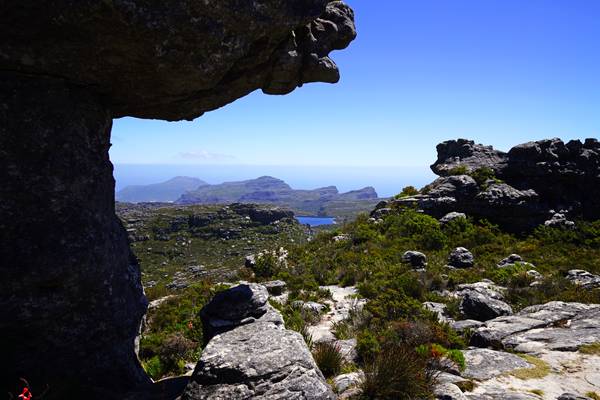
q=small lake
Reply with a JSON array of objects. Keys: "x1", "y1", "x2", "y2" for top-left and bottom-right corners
[{"x1": 296, "y1": 216, "x2": 336, "y2": 227}]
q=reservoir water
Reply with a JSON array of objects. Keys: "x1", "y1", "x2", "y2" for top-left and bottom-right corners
[{"x1": 296, "y1": 216, "x2": 336, "y2": 226}]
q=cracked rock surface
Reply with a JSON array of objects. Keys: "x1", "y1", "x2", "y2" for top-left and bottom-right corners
[{"x1": 182, "y1": 284, "x2": 334, "y2": 400}]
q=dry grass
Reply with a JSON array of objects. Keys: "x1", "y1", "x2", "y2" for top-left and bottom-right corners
[
  {"x1": 312, "y1": 341, "x2": 344, "y2": 378},
  {"x1": 360, "y1": 344, "x2": 435, "y2": 400},
  {"x1": 579, "y1": 342, "x2": 600, "y2": 355},
  {"x1": 507, "y1": 354, "x2": 550, "y2": 380}
]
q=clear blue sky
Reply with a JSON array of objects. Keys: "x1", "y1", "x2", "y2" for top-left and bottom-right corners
[{"x1": 111, "y1": 0, "x2": 600, "y2": 168}]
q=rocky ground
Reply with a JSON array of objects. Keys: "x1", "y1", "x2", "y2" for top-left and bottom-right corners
[{"x1": 116, "y1": 202, "x2": 309, "y2": 296}]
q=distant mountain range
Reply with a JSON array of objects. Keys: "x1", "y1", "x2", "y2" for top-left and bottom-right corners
[
  {"x1": 116, "y1": 176, "x2": 208, "y2": 203},
  {"x1": 116, "y1": 175, "x2": 382, "y2": 219}
]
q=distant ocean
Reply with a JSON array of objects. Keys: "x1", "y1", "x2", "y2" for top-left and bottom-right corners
[{"x1": 113, "y1": 164, "x2": 436, "y2": 198}]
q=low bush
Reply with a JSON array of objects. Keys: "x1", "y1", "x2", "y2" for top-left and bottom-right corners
[
  {"x1": 360, "y1": 344, "x2": 435, "y2": 400},
  {"x1": 312, "y1": 342, "x2": 344, "y2": 378}
]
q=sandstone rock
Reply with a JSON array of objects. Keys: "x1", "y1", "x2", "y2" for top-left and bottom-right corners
[
  {"x1": 183, "y1": 283, "x2": 334, "y2": 399},
  {"x1": 230, "y1": 203, "x2": 294, "y2": 225},
  {"x1": 451, "y1": 319, "x2": 485, "y2": 332},
  {"x1": 565, "y1": 270, "x2": 600, "y2": 289},
  {"x1": 434, "y1": 382, "x2": 467, "y2": 400},
  {"x1": 2, "y1": 1, "x2": 356, "y2": 396},
  {"x1": 459, "y1": 290, "x2": 513, "y2": 322},
  {"x1": 245, "y1": 254, "x2": 257, "y2": 269},
  {"x1": 182, "y1": 321, "x2": 334, "y2": 400},
  {"x1": 462, "y1": 348, "x2": 532, "y2": 381},
  {"x1": 470, "y1": 302, "x2": 600, "y2": 352},
  {"x1": 200, "y1": 283, "x2": 282, "y2": 341},
  {"x1": 440, "y1": 212, "x2": 467, "y2": 224},
  {"x1": 335, "y1": 338, "x2": 359, "y2": 363},
  {"x1": 263, "y1": 280, "x2": 287, "y2": 296},
  {"x1": 497, "y1": 254, "x2": 523, "y2": 267},
  {"x1": 0, "y1": 74, "x2": 150, "y2": 396},
  {"x1": 398, "y1": 138, "x2": 600, "y2": 231},
  {"x1": 455, "y1": 281, "x2": 507, "y2": 301},
  {"x1": 545, "y1": 212, "x2": 576, "y2": 229},
  {"x1": 2, "y1": 1, "x2": 356, "y2": 121},
  {"x1": 424, "y1": 302, "x2": 453, "y2": 323},
  {"x1": 333, "y1": 371, "x2": 363, "y2": 394},
  {"x1": 402, "y1": 250, "x2": 428, "y2": 269},
  {"x1": 431, "y1": 139, "x2": 508, "y2": 177},
  {"x1": 448, "y1": 247, "x2": 474, "y2": 268},
  {"x1": 557, "y1": 394, "x2": 594, "y2": 400}
]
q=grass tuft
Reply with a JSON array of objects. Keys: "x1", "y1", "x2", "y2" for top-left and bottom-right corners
[
  {"x1": 508, "y1": 354, "x2": 550, "y2": 380},
  {"x1": 579, "y1": 342, "x2": 600, "y2": 355}
]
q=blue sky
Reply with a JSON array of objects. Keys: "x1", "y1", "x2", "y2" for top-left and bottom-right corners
[{"x1": 111, "y1": 0, "x2": 600, "y2": 168}]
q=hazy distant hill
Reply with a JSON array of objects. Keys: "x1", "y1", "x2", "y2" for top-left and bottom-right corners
[
  {"x1": 116, "y1": 176, "x2": 207, "y2": 203},
  {"x1": 176, "y1": 176, "x2": 381, "y2": 218}
]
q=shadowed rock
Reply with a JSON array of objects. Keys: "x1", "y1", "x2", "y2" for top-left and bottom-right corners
[{"x1": 1, "y1": 1, "x2": 355, "y2": 398}]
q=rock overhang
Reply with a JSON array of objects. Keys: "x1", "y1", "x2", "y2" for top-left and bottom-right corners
[{"x1": 1, "y1": 0, "x2": 356, "y2": 121}]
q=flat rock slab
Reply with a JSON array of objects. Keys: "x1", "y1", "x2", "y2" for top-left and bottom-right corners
[
  {"x1": 471, "y1": 302, "x2": 600, "y2": 352},
  {"x1": 462, "y1": 348, "x2": 532, "y2": 381},
  {"x1": 182, "y1": 321, "x2": 334, "y2": 400}
]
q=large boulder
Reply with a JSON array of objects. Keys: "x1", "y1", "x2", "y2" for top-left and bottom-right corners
[
  {"x1": 459, "y1": 290, "x2": 513, "y2": 322},
  {"x1": 402, "y1": 250, "x2": 428, "y2": 269},
  {"x1": 182, "y1": 284, "x2": 335, "y2": 400},
  {"x1": 565, "y1": 270, "x2": 600, "y2": 290},
  {"x1": 431, "y1": 139, "x2": 508, "y2": 177},
  {"x1": 1, "y1": 1, "x2": 355, "y2": 397},
  {"x1": 448, "y1": 247, "x2": 474, "y2": 268}
]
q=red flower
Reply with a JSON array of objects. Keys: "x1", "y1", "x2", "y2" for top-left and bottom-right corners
[{"x1": 18, "y1": 387, "x2": 32, "y2": 400}]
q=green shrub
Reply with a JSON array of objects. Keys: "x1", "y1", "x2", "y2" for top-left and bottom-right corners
[
  {"x1": 253, "y1": 252, "x2": 279, "y2": 278},
  {"x1": 143, "y1": 355, "x2": 165, "y2": 381},
  {"x1": 360, "y1": 344, "x2": 434, "y2": 400},
  {"x1": 448, "y1": 165, "x2": 468, "y2": 175},
  {"x1": 469, "y1": 166, "x2": 500, "y2": 187},
  {"x1": 357, "y1": 330, "x2": 381, "y2": 362},
  {"x1": 395, "y1": 186, "x2": 420, "y2": 198},
  {"x1": 312, "y1": 342, "x2": 344, "y2": 378}
]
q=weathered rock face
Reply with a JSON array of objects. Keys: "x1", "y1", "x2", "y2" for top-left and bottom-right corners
[
  {"x1": 229, "y1": 203, "x2": 295, "y2": 225},
  {"x1": 470, "y1": 301, "x2": 600, "y2": 352},
  {"x1": 394, "y1": 138, "x2": 600, "y2": 231},
  {"x1": 2, "y1": 1, "x2": 356, "y2": 121},
  {"x1": 0, "y1": 74, "x2": 150, "y2": 396},
  {"x1": 1, "y1": 1, "x2": 355, "y2": 397},
  {"x1": 183, "y1": 284, "x2": 335, "y2": 400},
  {"x1": 432, "y1": 139, "x2": 508, "y2": 176},
  {"x1": 440, "y1": 139, "x2": 599, "y2": 226}
]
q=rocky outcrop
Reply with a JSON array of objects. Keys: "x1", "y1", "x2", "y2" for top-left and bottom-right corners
[
  {"x1": 229, "y1": 203, "x2": 295, "y2": 224},
  {"x1": 565, "y1": 270, "x2": 600, "y2": 290},
  {"x1": 1, "y1": 1, "x2": 355, "y2": 397},
  {"x1": 182, "y1": 284, "x2": 335, "y2": 400},
  {"x1": 461, "y1": 348, "x2": 533, "y2": 381},
  {"x1": 393, "y1": 138, "x2": 600, "y2": 231},
  {"x1": 0, "y1": 74, "x2": 150, "y2": 398},
  {"x1": 2, "y1": 1, "x2": 356, "y2": 121},
  {"x1": 470, "y1": 301, "x2": 600, "y2": 352},
  {"x1": 432, "y1": 139, "x2": 508, "y2": 176}
]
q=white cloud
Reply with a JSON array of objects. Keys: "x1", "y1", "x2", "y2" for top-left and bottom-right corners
[{"x1": 177, "y1": 150, "x2": 236, "y2": 162}]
